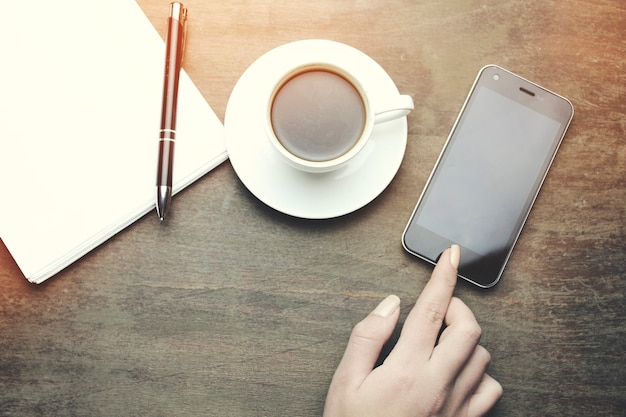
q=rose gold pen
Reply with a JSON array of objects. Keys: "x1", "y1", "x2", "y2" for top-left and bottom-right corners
[{"x1": 156, "y1": 2, "x2": 187, "y2": 222}]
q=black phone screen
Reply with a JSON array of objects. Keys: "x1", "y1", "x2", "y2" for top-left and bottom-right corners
[{"x1": 403, "y1": 65, "x2": 573, "y2": 288}]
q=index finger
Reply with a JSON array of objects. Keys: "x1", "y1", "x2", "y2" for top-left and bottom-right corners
[{"x1": 394, "y1": 245, "x2": 460, "y2": 360}]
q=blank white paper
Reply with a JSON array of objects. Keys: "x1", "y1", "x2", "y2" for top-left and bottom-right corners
[{"x1": 0, "y1": 0, "x2": 227, "y2": 283}]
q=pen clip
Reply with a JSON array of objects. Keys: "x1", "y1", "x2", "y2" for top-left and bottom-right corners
[
  {"x1": 180, "y1": 5, "x2": 188, "y2": 64},
  {"x1": 170, "y1": 2, "x2": 188, "y2": 66}
]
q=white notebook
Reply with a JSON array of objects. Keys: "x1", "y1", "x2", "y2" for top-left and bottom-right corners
[{"x1": 0, "y1": 0, "x2": 227, "y2": 283}]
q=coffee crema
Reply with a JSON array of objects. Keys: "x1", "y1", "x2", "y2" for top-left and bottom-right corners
[{"x1": 270, "y1": 69, "x2": 366, "y2": 162}]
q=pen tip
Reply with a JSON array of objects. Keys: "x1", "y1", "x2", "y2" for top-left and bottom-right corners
[{"x1": 156, "y1": 186, "x2": 172, "y2": 223}]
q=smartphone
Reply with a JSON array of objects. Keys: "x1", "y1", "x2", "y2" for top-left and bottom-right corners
[{"x1": 402, "y1": 65, "x2": 574, "y2": 288}]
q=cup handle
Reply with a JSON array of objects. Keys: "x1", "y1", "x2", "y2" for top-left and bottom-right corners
[{"x1": 373, "y1": 94, "x2": 414, "y2": 125}]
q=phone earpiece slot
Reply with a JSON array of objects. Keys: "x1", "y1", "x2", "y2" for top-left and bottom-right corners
[{"x1": 520, "y1": 87, "x2": 536, "y2": 97}]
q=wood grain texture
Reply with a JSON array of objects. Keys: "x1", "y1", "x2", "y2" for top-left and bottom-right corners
[{"x1": 1, "y1": 0, "x2": 624, "y2": 416}]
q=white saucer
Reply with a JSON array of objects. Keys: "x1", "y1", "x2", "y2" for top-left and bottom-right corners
[{"x1": 224, "y1": 39, "x2": 408, "y2": 219}]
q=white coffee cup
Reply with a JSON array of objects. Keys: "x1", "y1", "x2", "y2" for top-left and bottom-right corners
[{"x1": 266, "y1": 62, "x2": 414, "y2": 173}]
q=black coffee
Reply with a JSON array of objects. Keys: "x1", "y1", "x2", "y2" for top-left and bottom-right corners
[{"x1": 270, "y1": 69, "x2": 366, "y2": 162}]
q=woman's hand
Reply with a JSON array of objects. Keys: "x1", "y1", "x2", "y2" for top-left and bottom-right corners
[{"x1": 323, "y1": 245, "x2": 502, "y2": 417}]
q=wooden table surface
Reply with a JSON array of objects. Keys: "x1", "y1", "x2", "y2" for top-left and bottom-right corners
[{"x1": 1, "y1": 0, "x2": 624, "y2": 416}]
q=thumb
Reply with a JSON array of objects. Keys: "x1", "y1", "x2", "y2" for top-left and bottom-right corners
[{"x1": 332, "y1": 295, "x2": 401, "y2": 388}]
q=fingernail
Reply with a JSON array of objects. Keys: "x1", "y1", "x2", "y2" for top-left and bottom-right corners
[
  {"x1": 449, "y1": 244, "x2": 460, "y2": 269},
  {"x1": 372, "y1": 295, "x2": 400, "y2": 318}
]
